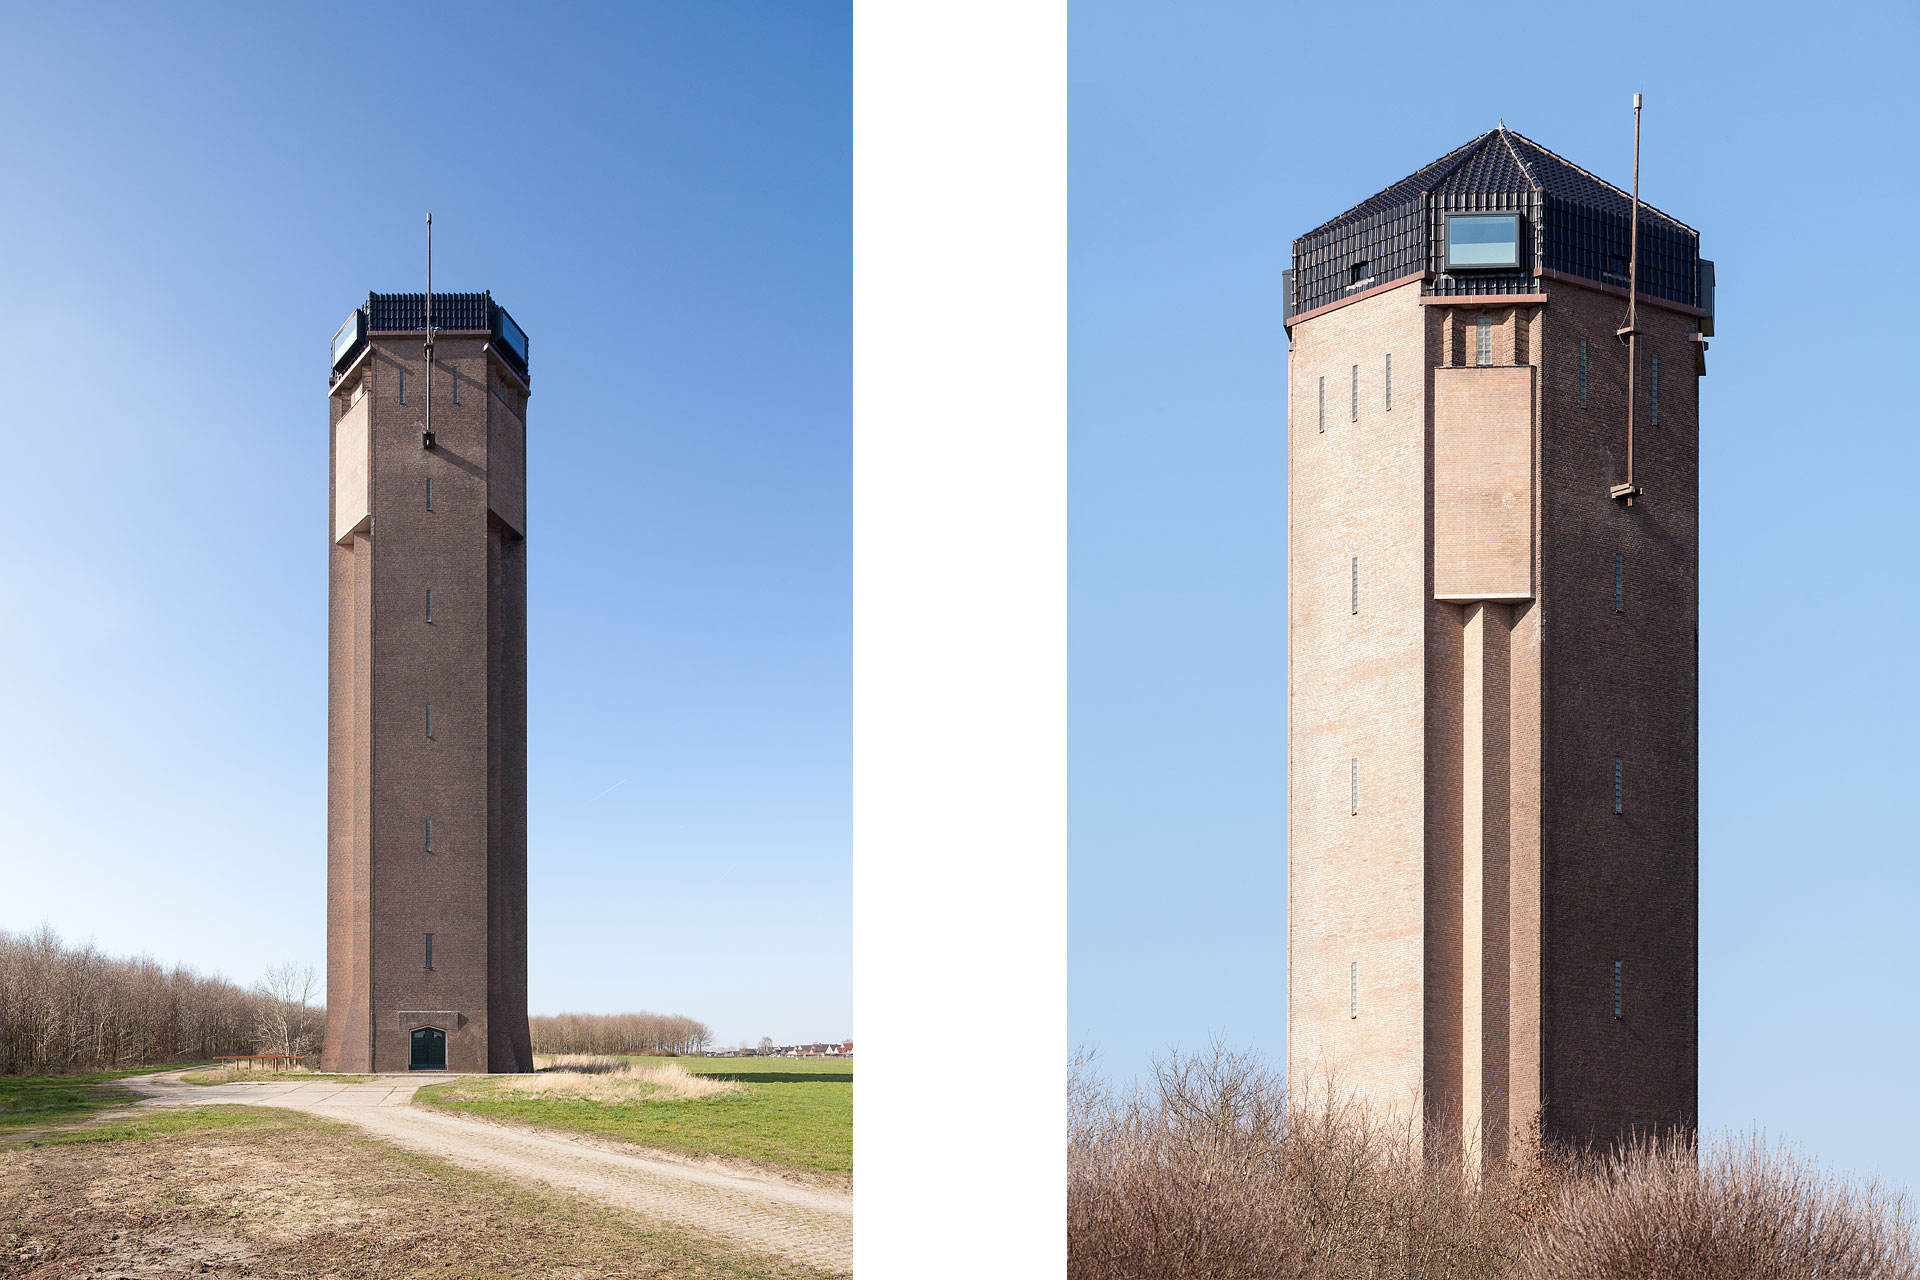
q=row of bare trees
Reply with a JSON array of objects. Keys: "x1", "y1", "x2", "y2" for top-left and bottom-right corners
[
  {"x1": 1, "y1": 927, "x2": 714, "y2": 1071},
  {"x1": 530, "y1": 1011, "x2": 714, "y2": 1057},
  {"x1": 0, "y1": 927, "x2": 321, "y2": 1075}
]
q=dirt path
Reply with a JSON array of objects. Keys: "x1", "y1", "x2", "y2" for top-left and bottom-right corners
[{"x1": 121, "y1": 1069, "x2": 853, "y2": 1274}]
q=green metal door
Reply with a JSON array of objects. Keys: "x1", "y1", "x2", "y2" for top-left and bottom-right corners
[{"x1": 410, "y1": 1026, "x2": 447, "y2": 1070}]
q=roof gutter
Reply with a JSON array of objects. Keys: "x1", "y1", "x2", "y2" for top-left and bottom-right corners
[
  {"x1": 1283, "y1": 272, "x2": 1429, "y2": 332},
  {"x1": 1534, "y1": 268, "x2": 1707, "y2": 319}
]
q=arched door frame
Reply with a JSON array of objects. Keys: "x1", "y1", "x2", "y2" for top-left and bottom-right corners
[{"x1": 409, "y1": 1024, "x2": 448, "y2": 1071}]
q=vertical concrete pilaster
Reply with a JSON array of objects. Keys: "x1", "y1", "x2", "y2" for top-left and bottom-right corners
[{"x1": 1462, "y1": 601, "x2": 1512, "y2": 1170}]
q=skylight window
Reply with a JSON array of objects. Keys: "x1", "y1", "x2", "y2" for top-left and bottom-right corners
[{"x1": 1445, "y1": 214, "x2": 1520, "y2": 269}]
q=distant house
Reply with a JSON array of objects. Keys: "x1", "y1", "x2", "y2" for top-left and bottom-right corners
[{"x1": 747, "y1": 1042, "x2": 852, "y2": 1058}]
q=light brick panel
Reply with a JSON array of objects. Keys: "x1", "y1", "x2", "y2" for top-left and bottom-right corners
[{"x1": 1434, "y1": 366, "x2": 1533, "y2": 601}]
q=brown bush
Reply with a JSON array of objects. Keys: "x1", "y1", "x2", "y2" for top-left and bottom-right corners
[
  {"x1": 1068, "y1": 1043, "x2": 1918, "y2": 1280},
  {"x1": 1521, "y1": 1131, "x2": 1918, "y2": 1280},
  {"x1": 528, "y1": 1010, "x2": 714, "y2": 1057}
]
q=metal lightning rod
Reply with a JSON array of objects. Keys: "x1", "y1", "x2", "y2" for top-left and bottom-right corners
[
  {"x1": 423, "y1": 213, "x2": 435, "y2": 449},
  {"x1": 1613, "y1": 94, "x2": 1643, "y2": 504}
]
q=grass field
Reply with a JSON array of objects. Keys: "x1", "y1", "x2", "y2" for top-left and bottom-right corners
[
  {"x1": 0, "y1": 1065, "x2": 214, "y2": 1136},
  {"x1": 1, "y1": 1106, "x2": 829, "y2": 1278},
  {"x1": 415, "y1": 1055, "x2": 852, "y2": 1180}
]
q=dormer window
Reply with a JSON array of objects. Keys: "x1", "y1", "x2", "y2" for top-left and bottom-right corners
[
  {"x1": 1445, "y1": 213, "x2": 1520, "y2": 269},
  {"x1": 1350, "y1": 260, "x2": 1368, "y2": 284}
]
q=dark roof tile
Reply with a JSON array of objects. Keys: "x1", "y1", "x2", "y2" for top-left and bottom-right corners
[{"x1": 1304, "y1": 126, "x2": 1694, "y2": 238}]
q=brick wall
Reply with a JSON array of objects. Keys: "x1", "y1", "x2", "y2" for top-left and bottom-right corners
[
  {"x1": 1288, "y1": 279, "x2": 1431, "y2": 1115},
  {"x1": 1287, "y1": 273, "x2": 1698, "y2": 1162},
  {"x1": 1535, "y1": 280, "x2": 1699, "y2": 1143},
  {"x1": 324, "y1": 332, "x2": 532, "y2": 1075}
]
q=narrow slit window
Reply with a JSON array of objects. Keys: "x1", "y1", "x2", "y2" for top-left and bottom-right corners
[
  {"x1": 426, "y1": 589, "x2": 433, "y2": 623},
  {"x1": 1351, "y1": 364, "x2": 1359, "y2": 421},
  {"x1": 1350, "y1": 759, "x2": 1359, "y2": 816},
  {"x1": 1650, "y1": 356, "x2": 1660, "y2": 426},
  {"x1": 426, "y1": 703, "x2": 433, "y2": 738},
  {"x1": 425, "y1": 818, "x2": 434, "y2": 853},
  {"x1": 1350, "y1": 962, "x2": 1359, "y2": 1019},
  {"x1": 1579, "y1": 339, "x2": 1588, "y2": 408},
  {"x1": 1318, "y1": 376, "x2": 1325, "y2": 432},
  {"x1": 1614, "y1": 555, "x2": 1623, "y2": 613},
  {"x1": 398, "y1": 368, "x2": 407, "y2": 404},
  {"x1": 1612, "y1": 960, "x2": 1622, "y2": 1019},
  {"x1": 1385, "y1": 353, "x2": 1392, "y2": 410},
  {"x1": 1614, "y1": 757, "x2": 1622, "y2": 814},
  {"x1": 1476, "y1": 314, "x2": 1492, "y2": 366},
  {"x1": 1351, "y1": 557, "x2": 1359, "y2": 615},
  {"x1": 452, "y1": 367, "x2": 460, "y2": 404},
  {"x1": 425, "y1": 933, "x2": 435, "y2": 971},
  {"x1": 426, "y1": 478, "x2": 433, "y2": 512}
]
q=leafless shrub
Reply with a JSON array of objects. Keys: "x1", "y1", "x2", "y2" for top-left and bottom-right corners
[
  {"x1": 0, "y1": 926, "x2": 300, "y2": 1075},
  {"x1": 1069, "y1": 1043, "x2": 1918, "y2": 1280},
  {"x1": 1520, "y1": 1130, "x2": 1919, "y2": 1280},
  {"x1": 529, "y1": 1011, "x2": 714, "y2": 1057}
]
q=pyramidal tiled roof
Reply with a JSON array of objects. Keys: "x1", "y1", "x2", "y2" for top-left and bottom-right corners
[{"x1": 1303, "y1": 126, "x2": 1695, "y2": 238}]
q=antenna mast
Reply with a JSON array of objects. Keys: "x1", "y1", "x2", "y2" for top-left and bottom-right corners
[
  {"x1": 423, "y1": 213, "x2": 435, "y2": 449},
  {"x1": 1612, "y1": 95, "x2": 1643, "y2": 504}
]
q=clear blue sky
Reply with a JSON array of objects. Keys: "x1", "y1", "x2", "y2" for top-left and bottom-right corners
[
  {"x1": 0, "y1": 3, "x2": 850, "y2": 1049},
  {"x1": 1069, "y1": 0, "x2": 1920, "y2": 1196}
]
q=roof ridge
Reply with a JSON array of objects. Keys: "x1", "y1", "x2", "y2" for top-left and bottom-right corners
[
  {"x1": 1296, "y1": 130, "x2": 1494, "y2": 239},
  {"x1": 1425, "y1": 132, "x2": 1490, "y2": 195},
  {"x1": 1502, "y1": 125, "x2": 1697, "y2": 235},
  {"x1": 1496, "y1": 126, "x2": 1542, "y2": 195}
]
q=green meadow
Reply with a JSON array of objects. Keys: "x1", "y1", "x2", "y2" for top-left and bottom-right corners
[
  {"x1": 0, "y1": 1065, "x2": 214, "y2": 1137},
  {"x1": 415, "y1": 1055, "x2": 852, "y2": 1178}
]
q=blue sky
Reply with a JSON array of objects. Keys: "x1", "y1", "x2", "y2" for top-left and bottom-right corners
[
  {"x1": 1069, "y1": 0, "x2": 1920, "y2": 1195},
  {"x1": 0, "y1": 3, "x2": 850, "y2": 1048}
]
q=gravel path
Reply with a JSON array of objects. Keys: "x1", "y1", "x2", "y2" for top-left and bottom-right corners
[{"x1": 122, "y1": 1069, "x2": 853, "y2": 1274}]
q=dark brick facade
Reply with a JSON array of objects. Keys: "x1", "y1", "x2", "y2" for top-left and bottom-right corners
[
  {"x1": 1535, "y1": 282, "x2": 1699, "y2": 1145},
  {"x1": 324, "y1": 327, "x2": 532, "y2": 1074}
]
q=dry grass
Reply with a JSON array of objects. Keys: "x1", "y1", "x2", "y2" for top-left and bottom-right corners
[
  {"x1": 177, "y1": 1066, "x2": 373, "y2": 1085},
  {"x1": 508, "y1": 1055, "x2": 747, "y2": 1103},
  {"x1": 1068, "y1": 1043, "x2": 1919, "y2": 1280}
]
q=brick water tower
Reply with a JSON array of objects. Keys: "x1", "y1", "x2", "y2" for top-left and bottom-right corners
[
  {"x1": 322, "y1": 289, "x2": 535, "y2": 1074},
  {"x1": 1284, "y1": 124, "x2": 1713, "y2": 1164}
]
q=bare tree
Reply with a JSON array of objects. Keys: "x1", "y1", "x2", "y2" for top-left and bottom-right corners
[
  {"x1": 0, "y1": 927, "x2": 289, "y2": 1075},
  {"x1": 253, "y1": 963, "x2": 320, "y2": 1060}
]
